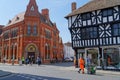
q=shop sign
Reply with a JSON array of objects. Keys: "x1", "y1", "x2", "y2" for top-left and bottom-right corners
[{"x1": 77, "y1": 49, "x2": 85, "y2": 53}]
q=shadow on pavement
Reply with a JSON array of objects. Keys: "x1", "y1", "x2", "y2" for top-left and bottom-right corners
[
  {"x1": 0, "y1": 73, "x2": 70, "y2": 80},
  {"x1": 0, "y1": 70, "x2": 12, "y2": 78},
  {"x1": 47, "y1": 62, "x2": 74, "y2": 67}
]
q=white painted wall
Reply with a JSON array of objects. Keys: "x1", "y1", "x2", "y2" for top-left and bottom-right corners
[{"x1": 63, "y1": 45, "x2": 74, "y2": 59}]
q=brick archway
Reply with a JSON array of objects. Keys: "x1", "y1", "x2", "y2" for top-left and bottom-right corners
[{"x1": 25, "y1": 43, "x2": 39, "y2": 59}]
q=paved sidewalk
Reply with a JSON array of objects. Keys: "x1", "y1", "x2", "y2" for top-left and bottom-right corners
[
  {"x1": 0, "y1": 70, "x2": 12, "y2": 77},
  {"x1": 63, "y1": 66, "x2": 120, "y2": 75}
]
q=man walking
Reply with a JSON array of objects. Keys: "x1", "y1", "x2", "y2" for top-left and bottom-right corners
[{"x1": 78, "y1": 57, "x2": 85, "y2": 74}]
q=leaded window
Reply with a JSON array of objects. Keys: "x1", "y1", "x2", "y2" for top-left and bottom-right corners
[
  {"x1": 113, "y1": 23, "x2": 120, "y2": 36},
  {"x1": 33, "y1": 25, "x2": 37, "y2": 36},
  {"x1": 11, "y1": 29, "x2": 18, "y2": 38},
  {"x1": 45, "y1": 29, "x2": 51, "y2": 39},
  {"x1": 103, "y1": 8, "x2": 113, "y2": 17},
  {"x1": 4, "y1": 32, "x2": 9, "y2": 39},
  {"x1": 82, "y1": 13, "x2": 91, "y2": 21},
  {"x1": 27, "y1": 25, "x2": 31, "y2": 36},
  {"x1": 81, "y1": 27, "x2": 98, "y2": 39},
  {"x1": 45, "y1": 44, "x2": 50, "y2": 59}
]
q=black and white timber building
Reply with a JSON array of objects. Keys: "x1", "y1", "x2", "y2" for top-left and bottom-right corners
[{"x1": 65, "y1": 0, "x2": 120, "y2": 70}]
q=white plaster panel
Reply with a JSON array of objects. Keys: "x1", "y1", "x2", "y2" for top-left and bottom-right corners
[
  {"x1": 83, "y1": 21, "x2": 86, "y2": 26},
  {"x1": 117, "y1": 37, "x2": 120, "y2": 43},
  {"x1": 82, "y1": 40, "x2": 84, "y2": 46},
  {"x1": 103, "y1": 17, "x2": 107, "y2": 23},
  {"x1": 88, "y1": 40, "x2": 90, "y2": 46},
  {"x1": 109, "y1": 38, "x2": 112, "y2": 44},
  {"x1": 100, "y1": 39, "x2": 102, "y2": 45},
  {"x1": 87, "y1": 20, "x2": 91, "y2": 25},
  {"x1": 68, "y1": 17, "x2": 71, "y2": 28},
  {"x1": 108, "y1": 16, "x2": 113, "y2": 22},
  {"x1": 113, "y1": 37, "x2": 116, "y2": 44}
]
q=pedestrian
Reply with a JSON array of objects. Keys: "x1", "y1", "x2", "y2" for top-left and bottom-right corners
[
  {"x1": 36, "y1": 56, "x2": 41, "y2": 66},
  {"x1": 22, "y1": 56, "x2": 25, "y2": 64},
  {"x1": 100, "y1": 58, "x2": 104, "y2": 70},
  {"x1": 25, "y1": 57, "x2": 29, "y2": 65},
  {"x1": 78, "y1": 57, "x2": 85, "y2": 74},
  {"x1": 11, "y1": 57, "x2": 14, "y2": 66},
  {"x1": 28, "y1": 56, "x2": 32, "y2": 65},
  {"x1": 3, "y1": 56, "x2": 6, "y2": 64},
  {"x1": 86, "y1": 56, "x2": 91, "y2": 74}
]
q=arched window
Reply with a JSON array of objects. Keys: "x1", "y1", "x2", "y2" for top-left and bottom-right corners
[
  {"x1": 33, "y1": 25, "x2": 37, "y2": 36},
  {"x1": 27, "y1": 25, "x2": 31, "y2": 36},
  {"x1": 14, "y1": 46, "x2": 17, "y2": 59},
  {"x1": 11, "y1": 45, "x2": 13, "y2": 59},
  {"x1": 3, "y1": 47, "x2": 6, "y2": 58},
  {"x1": 6, "y1": 46, "x2": 9, "y2": 59},
  {"x1": 45, "y1": 44, "x2": 50, "y2": 59}
]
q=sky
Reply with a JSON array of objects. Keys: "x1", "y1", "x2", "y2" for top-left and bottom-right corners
[{"x1": 0, "y1": 0, "x2": 90, "y2": 43}]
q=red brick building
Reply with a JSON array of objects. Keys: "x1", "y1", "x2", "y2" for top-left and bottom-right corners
[{"x1": 0, "y1": 0, "x2": 63, "y2": 64}]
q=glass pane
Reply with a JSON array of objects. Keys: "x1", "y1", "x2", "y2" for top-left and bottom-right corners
[
  {"x1": 27, "y1": 25, "x2": 31, "y2": 35},
  {"x1": 113, "y1": 29, "x2": 118, "y2": 36},
  {"x1": 113, "y1": 24, "x2": 118, "y2": 29},
  {"x1": 103, "y1": 10, "x2": 107, "y2": 16},
  {"x1": 108, "y1": 9, "x2": 112, "y2": 16},
  {"x1": 33, "y1": 26, "x2": 37, "y2": 35}
]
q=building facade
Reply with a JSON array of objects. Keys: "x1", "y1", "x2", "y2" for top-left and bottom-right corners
[
  {"x1": 63, "y1": 42, "x2": 74, "y2": 59},
  {"x1": 66, "y1": 0, "x2": 120, "y2": 70},
  {"x1": 0, "y1": 0, "x2": 63, "y2": 64}
]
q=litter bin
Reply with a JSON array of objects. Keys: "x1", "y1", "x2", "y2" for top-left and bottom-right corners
[
  {"x1": 19, "y1": 60, "x2": 22, "y2": 66},
  {"x1": 87, "y1": 64, "x2": 96, "y2": 74}
]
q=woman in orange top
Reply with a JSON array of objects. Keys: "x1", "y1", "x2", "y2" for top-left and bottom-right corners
[{"x1": 78, "y1": 57, "x2": 85, "y2": 74}]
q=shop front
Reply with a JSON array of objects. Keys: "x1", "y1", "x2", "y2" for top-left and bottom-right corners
[
  {"x1": 77, "y1": 47, "x2": 120, "y2": 70},
  {"x1": 103, "y1": 48, "x2": 120, "y2": 69}
]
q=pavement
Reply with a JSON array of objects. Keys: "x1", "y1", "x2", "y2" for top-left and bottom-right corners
[
  {"x1": 0, "y1": 63, "x2": 120, "y2": 78},
  {"x1": 61, "y1": 66, "x2": 120, "y2": 75}
]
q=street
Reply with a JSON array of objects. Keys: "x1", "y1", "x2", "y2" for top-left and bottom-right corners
[{"x1": 0, "y1": 62, "x2": 120, "y2": 80}]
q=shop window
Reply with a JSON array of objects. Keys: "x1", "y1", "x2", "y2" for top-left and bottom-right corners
[{"x1": 103, "y1": 48, "x2": 119, "y2": 68}]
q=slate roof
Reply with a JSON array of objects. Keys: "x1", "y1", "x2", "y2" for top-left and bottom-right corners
[
  {"x1": 65, "y1": 0, "x2": 120, "y2": 18},
  {"x1": 6, "y1": 12, "x2": 25, "y2": 26},
  {"x1": 6, "y1": 12, "x2": 54, "y2": 27}
]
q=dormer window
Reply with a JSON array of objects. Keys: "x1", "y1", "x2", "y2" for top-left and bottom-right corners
[
  {"x1": 31, "y1": 6, "x2": 34, "y2": 11},
  {"x1": 16, "y1": 16, "x2": 19, "y2": 21},
  {"x1": 8, "y1": 20, "x2": 11, "y2": 24}
]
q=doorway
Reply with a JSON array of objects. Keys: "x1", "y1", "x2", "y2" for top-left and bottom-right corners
[{"x1": 28, "y1": 52, "x2": 35, "y2": 63}]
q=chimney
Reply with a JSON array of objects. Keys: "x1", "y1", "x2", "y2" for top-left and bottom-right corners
[
  {"x1": 42, "y1": 9, "x2": 49, "y2": 20},
  {"x1": 72, "y1": 2, "x2": 76, "y2": 12}
]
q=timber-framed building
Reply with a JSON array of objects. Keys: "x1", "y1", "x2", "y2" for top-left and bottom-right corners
[{"x1": 66, "y1": 0, "x2": 120, "y2": 70}]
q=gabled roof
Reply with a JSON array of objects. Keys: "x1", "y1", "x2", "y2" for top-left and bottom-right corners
[{"x1": 65, "y1": 0, "x2": 120, "y2": 18}]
